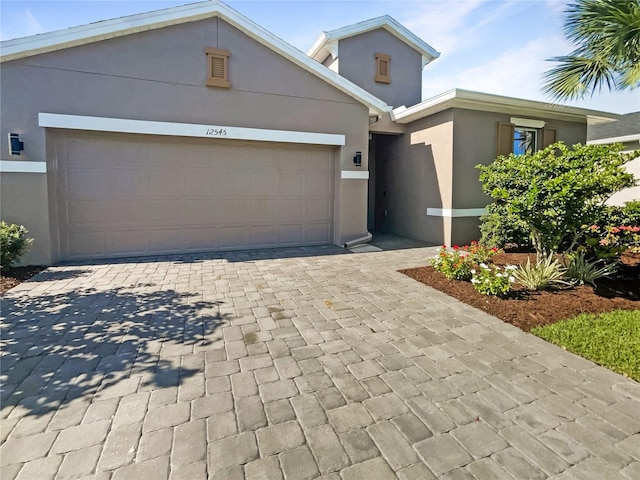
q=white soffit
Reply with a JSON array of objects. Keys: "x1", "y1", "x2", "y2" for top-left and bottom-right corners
[
  {"x1": 0, "y1": 1, "x2": 389, "y2": 116},
  {"x1": 307, "y1": 15, "x2": 440, "y2": 68},
  {"x1": 391, "y1": 89, "x2": 620, "y2": 125},
  {"x1": 587, "y1": 134, "x2": 640, "y2": 145},
  {"x1": 39, "y1": 113, "x2": 346, "y2": 146}
]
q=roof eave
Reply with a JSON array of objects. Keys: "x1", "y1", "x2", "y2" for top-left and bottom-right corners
[{"x1": 391, "y1": 89, "x2": 620, "y2": 125}]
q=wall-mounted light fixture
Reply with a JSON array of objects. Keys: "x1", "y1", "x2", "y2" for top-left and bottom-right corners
[
  {"x1": 8, "y1": 133, "x2": 24, "y2": 156},
  {"x1": 353, "y1": 151, "x2": 362, "y2": 167}
]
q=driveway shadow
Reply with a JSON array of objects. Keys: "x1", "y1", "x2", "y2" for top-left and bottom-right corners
[{"x1": 1, "y1": 284, "x2": 230, "y2": 418}]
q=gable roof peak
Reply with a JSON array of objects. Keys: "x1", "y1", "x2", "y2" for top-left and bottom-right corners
[
  {"x1": 0, "y1": 0, "x2": 390, "y2": 115},
  {"x1": 307, "y1": 15, "x2": 440, "y2": 69}
]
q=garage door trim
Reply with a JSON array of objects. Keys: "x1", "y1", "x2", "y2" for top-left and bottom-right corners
[{"x1": 39, "y1": 113, "x2": 346, "y2": 146}]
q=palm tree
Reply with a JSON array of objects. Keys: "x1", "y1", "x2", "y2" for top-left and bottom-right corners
[{"x1": 542, "y1": 0, "x2": 640, "y2": 101}]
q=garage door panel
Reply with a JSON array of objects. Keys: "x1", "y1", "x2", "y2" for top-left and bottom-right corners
[
  {"x1": 251, "y1": 170, "x2": 279, "y2": 196},
  {"x1": 68, "y1": 231, "x2": 105, "y2": 258},
  {"x1": 279, "y1": 225, "x2": 305, "y2": 245},
  {"x1": 219, "y1": 226, "x2": 248, "y2": 248},
  {"x1": 217, "y1": 170, "x2": 249, "y2": 196},
  {"x1": 66, "y1": 169, "x2": 110, "y2": 199},
  {"x1": 306, "y1": 198, "x2": 331, "y2": 221},
  {"x1": 279, "y1": 172, "x2": 304, "y2": 196},
  {"x1": 148, "y1": 229, "x2": 183, "y2": 253},
  {"x1": 108, "y1": 230, "x2": 149, "y2": 255},
  {"x1": 110, "y1": 169, "x2": 149, "y2": 198},
  {"x1": 249, "y1": 199, "x2": 278, "y2": 222},
  {"x1": 184, "y1": 200, "x2": 220, "y2": 224},
  {"x1": 150, "y1": 169, "x2": 186, "y2": 196},
  {"x1": 307, "y1": 172, "x2": 332, "y2": 196},
  {"x1": 307, "y1": 224, "x2": 331, "y2": 243},
  {"x1": 185, "y1": 227, "x2": 219, "y2": 251},
  {"x1": 183, "y1": 168, "x2": 217, "y2": 197},
  {"x1": 278, "y1": 199, "x2": 305, "y2": 220},
  {"x1": 250, "y1": 226, "x2": 277, "y2": 247},
  {"x1": 56, "y1": 132, "x2": 335, "y2": 259},
  {"x1": 148, "y1": 200, "x2": 186, "y2": 225}
]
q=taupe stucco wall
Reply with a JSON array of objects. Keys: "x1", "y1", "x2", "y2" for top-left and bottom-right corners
[
  {"x1": 451, "y1": 108, "x2": 588, "y2": 211},
  {"x1": 448, "y1": 108, "x2": 588, "y2": 245},
  {"x1": 374, "y1": 110, "x2": 453, "y2": 244},
  {"x1": 337, "y1": 29, "x2": 422, "y2": 108},
  {"x1": 1, "y1": 17, "x2": 371, "y2": 263},
  {"x1": 373, "y1": 107, "x2": 589, "y2": 246},
  {"x1": 0, "y1": 173, "x2": 51, "y2": 265}
]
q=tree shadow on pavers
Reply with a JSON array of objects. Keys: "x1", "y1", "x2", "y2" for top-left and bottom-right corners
[
  {"x1": 0, "y1": 285, "x2": 230, "y2": 418},
  {"x1": 23, "y1": 268, "x2": 91, "y2": 282}
]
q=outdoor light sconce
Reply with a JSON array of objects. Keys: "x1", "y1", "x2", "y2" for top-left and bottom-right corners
[
  {"x1": 8, "y1": 133, "x2": 24, "y2": 156},
  {"x1": 353, "y1": 151, "x2": 362, "y2": 167}
]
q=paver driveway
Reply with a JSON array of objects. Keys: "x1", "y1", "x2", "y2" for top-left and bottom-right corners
[{"x1": 1, "y1": 244, "x2": 639, "y2": 480}]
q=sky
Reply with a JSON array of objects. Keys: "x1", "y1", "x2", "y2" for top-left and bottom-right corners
[{"x1": 1, "y1": 0, "x2": 639, "y2": 114}]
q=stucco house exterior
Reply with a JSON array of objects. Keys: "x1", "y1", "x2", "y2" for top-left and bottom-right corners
[{"x1": 0, "y1": 0, "x2": 620, "y2": 265}]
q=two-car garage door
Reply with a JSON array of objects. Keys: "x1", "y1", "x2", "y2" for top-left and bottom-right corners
[{"x1": 54, "y1": 131, "x2": 334, "y2": 260}]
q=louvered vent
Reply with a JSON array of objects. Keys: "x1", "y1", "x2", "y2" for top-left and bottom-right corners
[
  {"x1": 211, "y1": 56, "x2": 225, "y2": 78},
  {"x1": 205, "y1": 47, "x2": 231, "y2": 88},
  {"x1": 375, "y1": 53, "x2": 391, "y2": 84}
]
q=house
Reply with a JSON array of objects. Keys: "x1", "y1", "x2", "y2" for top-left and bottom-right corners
[
  {"x1": 587, "y1": 112, "x2": 640, "y2": 206},
  {"x1": 0, "y1": 0, "x2": 620, "y2": 265}
]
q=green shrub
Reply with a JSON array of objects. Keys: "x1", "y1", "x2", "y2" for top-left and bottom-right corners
[
  {"x1": 479, "y1": 203, "x2": 531, "y2": 249},
  {"x1": 513, "y1": 254, "x2": 568, "y2": 291},
  {"x1": 471, "y1": 263, "x2": 516, "y2": 296},
  {"x1": 532, "y1": 310, "x2": 640, "y2": 381},
  {"x1": 0, "y1": 221, "x2": 33, "y2": 270},
  {"x1": 477, "y1": 142, "x2": 637, "y2": 257},
  {"x1": 430, "y1": 246, "x2": 474, "y2": 280},
  {"x1": 592, "y1": 201, "x2": 640, "y2": 227},
  {"x1": 563, "y1": 252, "x2": 618, "y2": 286}
]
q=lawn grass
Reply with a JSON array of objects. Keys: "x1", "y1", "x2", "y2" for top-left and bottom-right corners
[{"x1": 531, "y1": 309, "x2": 640, "y2": 382}]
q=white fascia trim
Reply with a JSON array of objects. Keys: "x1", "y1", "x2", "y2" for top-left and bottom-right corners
[
  {"x1": 341, "y1": 170, "x2": 369, "y2": 180},
  {"x1": 307, "y1": 15, "x2": 440, "y2": 67},
  {"x1": 587, "y1": 134, "x2": 640, "y2": 145},
  {"x1": 392, "y1": 88, "x2": 620, "y2": 125},
  {"x1": 1, "y1": 1, "x2": 389, "y2": 116},
  {"x1": 39, "y1": 113, "x2": 346, "y2": 146},
  {"x1": 510, "y1": 117, "x2": 545, "y2": 129},
  {"x1": 427, "y1": 208, "x2": 486, "y2": 218},
  {"x1": 0, "y1": 160, "x2": 47, "y2": 173}
]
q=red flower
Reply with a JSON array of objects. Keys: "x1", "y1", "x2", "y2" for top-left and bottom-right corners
[{"x1": 453, "y1": 245, "x2": 459, "y2": 250}]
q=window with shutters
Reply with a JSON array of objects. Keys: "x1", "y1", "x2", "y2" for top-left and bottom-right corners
[
  {"x1": 375, "y1": 53, "x2": 391, "y2": 84},
  {"x1": 497, "y1": 122, "x2": 556, "y2": 156},
  {"x1": 206, "y1": 48, "x2": 230, "y2": 88}
]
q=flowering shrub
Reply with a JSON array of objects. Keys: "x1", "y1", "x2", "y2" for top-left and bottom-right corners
[
  {"x1": 430, "y1": 245, "x2": 474, "y2": 280},
  {"x1": 464, "y1": 240, "x2": 501, "y2": 263},
  {"x1": 471, "y1": 264, "x2": 516, "y2": 296},
  {"x1": 583, "y1": 225, "x2": 640, "y2": 260}
]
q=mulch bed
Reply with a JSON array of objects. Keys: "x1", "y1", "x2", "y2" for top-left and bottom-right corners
[
  {"x1": 1, "y1": 266, "x2": 46, "y2": 295},
  {"x1": 400, "y1": 252, "x2": 640, "y2": 332}
]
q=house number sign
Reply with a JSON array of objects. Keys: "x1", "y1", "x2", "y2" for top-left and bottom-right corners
[{"x1": 205, "y1": 128, "x2": 228, "y2": 136}]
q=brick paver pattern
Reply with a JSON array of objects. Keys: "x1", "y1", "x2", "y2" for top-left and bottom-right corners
[{"x1": 1, "y1": 244, "x2": 639, "y2": 479}]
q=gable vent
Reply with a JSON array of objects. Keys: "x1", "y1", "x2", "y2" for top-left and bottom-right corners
[{"x1": 205, "y1": 47, "x2": 230, "y2": 88}]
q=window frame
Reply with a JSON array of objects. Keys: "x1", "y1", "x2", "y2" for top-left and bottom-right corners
[
  {"x1": 513, "y1": 127, "x2": 538, "y2": 155},
  {"x1": 205, "y1": 47, "x2": 231, "y2": 88},
  {"x1": 375, "y1": 52, "x2": 391, "y2": 84}
]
